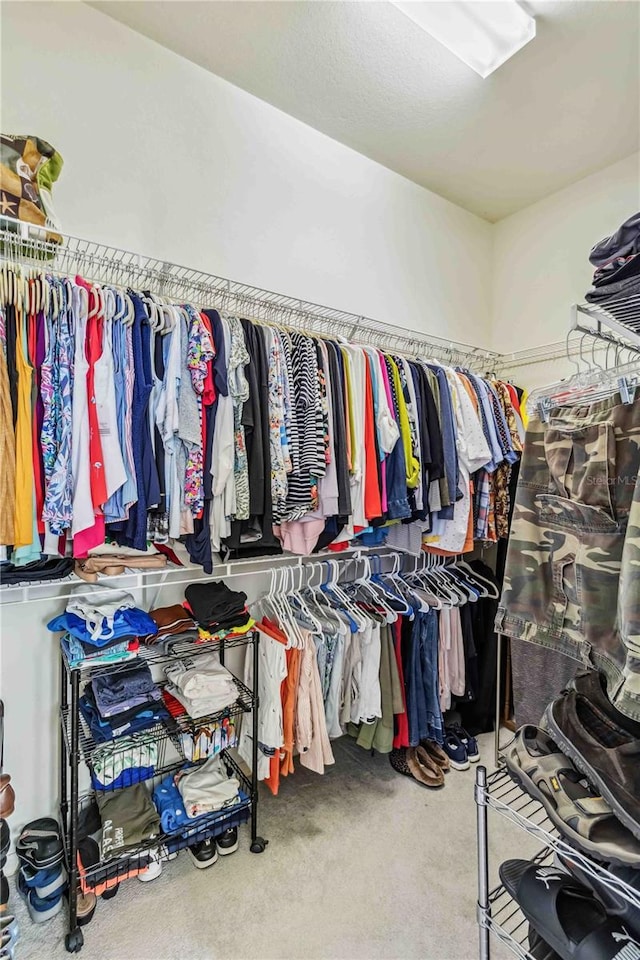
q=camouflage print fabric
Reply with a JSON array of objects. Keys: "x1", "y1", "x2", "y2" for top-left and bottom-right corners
[{"x1": 496, "y1": 391, "x2": 640, "y2": 722}]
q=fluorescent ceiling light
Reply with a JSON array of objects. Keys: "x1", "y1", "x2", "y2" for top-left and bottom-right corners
[{"x1": 391, "y1": 1, "x2": 536, "y2": 78}]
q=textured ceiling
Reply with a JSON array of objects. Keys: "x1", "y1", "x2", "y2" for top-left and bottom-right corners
[{"x1": 89, "y1": 0, "x2": 640, "y2": 221}]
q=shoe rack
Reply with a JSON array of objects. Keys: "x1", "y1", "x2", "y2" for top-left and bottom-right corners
[
  {"x1": 475, "y1": 765, "x2": 640, "y2": 960},
  {"x1": 59, "y1": 630, "x2": 267, "y2": 954}
]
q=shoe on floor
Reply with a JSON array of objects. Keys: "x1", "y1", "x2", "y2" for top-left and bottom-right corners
[
  {"x1": 76, "y1": 891, "x2": 97, "y2": 926},
  {"x1": 188, "y1": 838, "x2": 218, "y2": 870},
  {"x1": 542, "y1": 670, "x2": 640, "y2": 841},
  {"x1": 448, "y1": 724, "x2": 479, "y2": 762},
  {"x1": 216, "y1": 828, "x2": 238, "y2": 856},
  {"x1": 0, "y1": 823, "x2": 8, "y2": 861},
  {"x1": 0, "y1": 778, "x2": 15, "y2": 821},
  {"x1": 407, "y1": 747, "x2": 445, "y2": 788},
  {"x1": 15, "y1": 818, "x2": 63, "y2": 870},
  {"x1": 389, "y1": 748, "x2": 414, "y2": 780},
  {"x1": 19, "y1": 864, "x2": 67, "y2": 900},
  {"x1": 442, "y1": 730, "x2": 469, "y2": 771},
  {"x1": 25, "y1": 889, "x2": 64, "y2": 924},
  {"x1": 419, "y1": 740, "x2": 450, "y2": 771},
  {"x1": 0, "y1": 917, "x2": 17, "y2": 942},
  {"x1": 1, "y1": 873, "x2": 8, "y2": 911},
  {"x1": 137, "y1": 845, "x2": 178, "y2": 882}
]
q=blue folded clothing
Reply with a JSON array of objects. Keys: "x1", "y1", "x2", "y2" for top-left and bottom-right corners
[
  {"x1": 61, "y1": 633, "x2": 134, "y2": 669},
  {"x1": 80, "y1": 687, "x2": 169, "y2": 743},
  {"x1": 48, "y1": 608, "x2": 157, "y2": 647},
  {"x1": 153, "y1": 772, "x2": 247, "y2": 836},
  {"x1": 91, "y1": 766, "x2": 155, "y2": 792},
  {"x1": 91, "y1": 661, "x2": 156, "y2": 714}
]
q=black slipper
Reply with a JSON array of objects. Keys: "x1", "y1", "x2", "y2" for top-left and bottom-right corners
[
  {"x1": 559, "y1": 853, "x2": 640, "y2": 940},
  {"x1": 500, "y1": 859, "x2": 640, "y2": 960},
  {"x1": 529, "y1": 925, "x2": 562, "y2": 960}
]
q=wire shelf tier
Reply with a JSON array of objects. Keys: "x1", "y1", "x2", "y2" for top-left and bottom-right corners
[
  {"x1": 484, "y1": 767, "x2": 640, "y2": 912},
  {"x1": 0, "y1": 216, "x2": 500, "y2": 369},
  {"x1": 61, "y1": 629, "x2": 258, "y2": 680},
  {"x1": 61, "y1": 683, "x2": 251, "y2": 769},
  {"x1": 64, "y1": 756, "x2": 253, "y2": 890},
  {"x1": 581, "y1": 298, "x2": 640, "y2": 337}
]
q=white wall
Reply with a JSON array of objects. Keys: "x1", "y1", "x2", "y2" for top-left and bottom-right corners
[
  {"x1": 1, "y1": 0, "x2": 493, "y2": 348},
  {"x1": 0, "y1": 0, "x2": 496, "y2": 862},
  {"x1": 493, "y1": 153, "x2": 640, "y2": 388}
]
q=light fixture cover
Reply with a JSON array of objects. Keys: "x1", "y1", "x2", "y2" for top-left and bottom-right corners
[{"x1": 392, "y1": 0, "x2": 536, "y2": 78}]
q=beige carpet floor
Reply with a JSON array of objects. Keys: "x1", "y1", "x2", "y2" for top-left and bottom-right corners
[{"x1": 12, "y1": 733, "x2": 536, "y2": 960}]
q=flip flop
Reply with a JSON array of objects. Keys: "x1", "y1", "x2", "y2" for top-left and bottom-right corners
[
  {"x1": 504, "y1": 726, "x2": 640, "y2": 868},
  {"x1": 500, "y1": 858, "x2": 640, "y2": 960}
]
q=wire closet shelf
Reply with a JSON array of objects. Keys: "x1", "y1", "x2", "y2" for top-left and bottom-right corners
[{"x1": 0, "y1": 217, "x2": 500, "y2": 370}]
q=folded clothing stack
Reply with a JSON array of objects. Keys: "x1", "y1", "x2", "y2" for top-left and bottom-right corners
[
  {"x1": 153, "y1": 759, "x2": 243, "y2": 832},
  {"x1": 48, "y1": 584, "x2": 158, "y2": 668},
  {"x1": 97, "y1": 783, "x2": 160, "y2": 859},
  {"x1": 0, "y1": 557, "x2": 75, "y2": 586},
  {"x1": 164, "y1": 653, "x2": 239, "y2": 719},
  {"x1": 140, "y1": 604, "x2": 197, "y2": 646},
  {"x1": 586, "y1": 212, "x2": 640, "y2": 314},
  {"x1": 61, "y1": 633, "x2": 140, "y2": 669},
  {"x1": 184, "y1": 581, "x2": 252, "y2": 634},
  {"x1": 90, "y1": 734, "x2": 159, "y2": 791},
  {"x1": 80, "y1": 661, "x2": 170, "y2": 742},
  {"x1": 162, "y1": 689, "x2": 238, "y2": 761}
]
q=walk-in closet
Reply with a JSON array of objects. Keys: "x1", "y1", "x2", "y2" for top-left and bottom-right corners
[{"x1": 1, "y1": 2, "x2": 640, "y2": 958}]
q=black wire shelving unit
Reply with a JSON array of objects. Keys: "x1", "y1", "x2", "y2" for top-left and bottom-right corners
[{"x1": 58, "y1": 630, "x2": 266, "y2": 953}]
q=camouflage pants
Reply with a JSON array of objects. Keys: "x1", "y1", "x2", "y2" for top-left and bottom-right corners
[{"x1": 496, "y1": 392, "x2": 640, "y2": 722}]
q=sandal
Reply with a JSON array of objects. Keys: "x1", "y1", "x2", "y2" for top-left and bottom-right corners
[
  {"x1": 15, "y1": 818, "x2": 63, "y2": 870},
  {"x1": 500, "y1": 858, "x2": 640, "y2": 960},
  {"x1": 420, "y1": 740, "x2": 450, "y2": 772},
  {"x1": 407, "y1": 747, "x2": 445, "y2": 788},
  {"x1": 505, "y1": 726, "x2": 640, "y2": 867}
]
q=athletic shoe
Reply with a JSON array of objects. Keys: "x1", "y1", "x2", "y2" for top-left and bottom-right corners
[
  {"x1": 27, "y1": 890, "x2": 64, "y2": 924},
  {"x1": 216, "y1": 828, "x2": 238, "y2": 856},
  {"x1": 137, "y1": 845, "x2": 178, "y2": 883},
  {"x1": 19, "y1": 864, "x2": 67, "y2": 900},
  {"x1": 188, "y1": 838, "x2": 218, "y2": 869},
  {"x1": 448, "y1": 724, "x2": 480, "y2": 762},
  {"x1": 442, "y1": 730, "x2": 469, "y2": 771}
]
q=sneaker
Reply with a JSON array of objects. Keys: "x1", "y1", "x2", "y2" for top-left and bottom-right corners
[
  {"x1": 216, "y1": 828, "x2": 238, "y2": 857},
  {"x1": 449, "y1": 724, "x2": 480, "y2": 762},
  {"x1": 442, "y1": 730, "x2": 469, "y2": 771},
  {"x1": 137, "y1": 845, "x2": 178, "y2": 883},
  {"x1": 19, "y1": 864, "x2": 67, "y2": 900},
  {"x1": 188, "y1": 838, "x2": 218, "y2": 870},
  {"x1": 25, "y1": 889, "x2": 64, "y2": 924}
]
